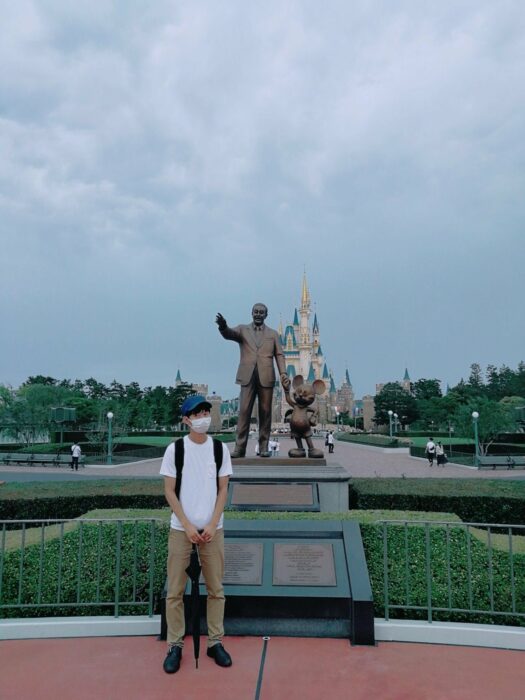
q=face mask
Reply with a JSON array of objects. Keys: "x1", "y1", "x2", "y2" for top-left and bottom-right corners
[{"x1": 190, "y1": 416, "x2": 211, "y2": 433}]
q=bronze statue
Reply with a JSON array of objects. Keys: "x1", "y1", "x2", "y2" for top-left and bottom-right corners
[
  {"x1": 216, "y1": 304, "x2": 290, "y2": 457},
  {"x1": 284, "y1": 375, "x2": 325, "y2": 458}
]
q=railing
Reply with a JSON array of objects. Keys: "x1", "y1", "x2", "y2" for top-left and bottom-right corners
[
  {"x1": 0, "y1": 518, "x2": 168, "y2": 618},
  {"x1": 377, "y1": 520, "x2": 525, "y2": 624}
]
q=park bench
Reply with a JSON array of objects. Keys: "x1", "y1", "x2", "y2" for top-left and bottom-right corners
[
  {"x1": 0, "y1": 452, "x2": 85, "y2": 467},
  {"x1": 477, "y1": 455, "x2": 525, "y2": 470}
]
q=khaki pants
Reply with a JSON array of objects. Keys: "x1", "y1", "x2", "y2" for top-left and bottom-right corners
[{"x1": 166, "y1": 528, "x2": 225, "y2": 648}]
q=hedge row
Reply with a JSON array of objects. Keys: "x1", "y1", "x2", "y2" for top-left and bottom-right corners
[
  {"x1": 2, "y1": 518, "x2": 523, "y2": 625},
  {"x1": 2, "y1": 478, "x2": 525, "y2": 526},
  {"x1": 350, "y1": 479, "x2": 525, "y2": 525},
  {"x1": 362, "y1": 522, "x2": 525, "y2": 625},
  {"x1": 337, "y1": 434, "x2": 409, "y2": 448},
  {"x1": 0, "y1": 520, "x2": 168, "y2": 618}
]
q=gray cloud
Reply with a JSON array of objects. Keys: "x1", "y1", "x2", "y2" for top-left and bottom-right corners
[{"x1": 1, "y1": 1, "x2": 524, "y2": 397}]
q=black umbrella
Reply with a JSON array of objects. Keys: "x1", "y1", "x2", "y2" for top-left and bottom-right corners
[{"x1": 185, "y1": 542, "x2": 202, "y2": 668}]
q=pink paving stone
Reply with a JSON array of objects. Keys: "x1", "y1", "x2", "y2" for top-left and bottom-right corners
[{"x1": 1, "y1": 636, "x2": 524, "y2": 700}]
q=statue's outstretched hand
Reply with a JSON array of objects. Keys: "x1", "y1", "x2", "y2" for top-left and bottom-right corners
[
  {"x1": 215, "y1": 313, "x2": 227, "y2": 331},
  {"x1": 281, "y1": 373, "x2": 291, "y2": 392}
]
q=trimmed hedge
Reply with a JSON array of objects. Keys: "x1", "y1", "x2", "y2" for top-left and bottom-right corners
[
  {"x1": 350, "y1": 479, "x2": 525, "y2": 525},
  {"x1": 362, "y1": 522, "x2": 525, "y2": 625},
  {"x1": 337, "y1": 434, "x2": 409, "y2": 448},
  {"x1": 0, "y1": 480, "x2": 165, "y2": 524},
  {"x1": 2, "y1": 477, "x2": 525, "y2": 527},
  {"x1": 0, "y1": 520, "x2": 169, "y2": 618}
]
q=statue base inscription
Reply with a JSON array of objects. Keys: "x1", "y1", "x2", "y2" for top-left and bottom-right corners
[{"x1": 273, "y1": 543, "x2": 336, "y2": 586}]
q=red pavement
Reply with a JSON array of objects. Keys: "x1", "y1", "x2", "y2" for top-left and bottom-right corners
[{"x1": 1, "y1": 635, "x2": 524, "y2": 700}]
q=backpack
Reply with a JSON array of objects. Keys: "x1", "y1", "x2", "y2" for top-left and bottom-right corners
[{"x1": 174, "y1": 437, "x2": 224, "y2": 499}]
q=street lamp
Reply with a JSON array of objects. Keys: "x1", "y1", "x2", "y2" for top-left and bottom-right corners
[
  {"x1": 472, "y1": 411, "x2": 479, "y2": 467},
  {"x1": 388, "y1": 410, "x2": 393, "y2": 438},
  {"x1": 393, "y1": 413, "x2": 398, "y2": 434},
  {"x1": 107, "y1": 411, "x2": 114, "y2": 465}
]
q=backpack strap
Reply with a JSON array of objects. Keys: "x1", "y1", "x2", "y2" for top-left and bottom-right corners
[
  {"x1": 174, "y1": 438, "x2": 184, "y2": 499},
  {"x1": 212, "y1": 438, "x2": 223, "y2": 492},
  {"x1": 174, "y1": 437, "x2": 224, "y2": 499}
]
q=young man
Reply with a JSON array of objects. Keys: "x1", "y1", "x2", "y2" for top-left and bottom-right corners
[
  {"x1": 70, "y1": 442, "x2": 81, "y2": 470},
  {"x1": 425, "y1": 437, "x2": 436, "y2": 466},
  {"x1": 160, "y1": 395, "x2": 233, "y2": 674}
]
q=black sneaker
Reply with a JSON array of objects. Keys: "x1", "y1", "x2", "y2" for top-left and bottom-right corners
[
  {"x1": 163, "y1": 645, "x2": 182, "y2": 674},
  {"x1": 207, "y1": 643, "x2": 232, "y2": 667}
]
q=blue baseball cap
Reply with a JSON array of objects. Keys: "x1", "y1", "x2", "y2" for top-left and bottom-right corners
[{"x1": 181, "y1": 394, "x2": 212, "y2": 416}]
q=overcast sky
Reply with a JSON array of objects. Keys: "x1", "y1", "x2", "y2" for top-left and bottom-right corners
[{"x1": 1, "y1": 1, "x2": 524, "y2": 399}]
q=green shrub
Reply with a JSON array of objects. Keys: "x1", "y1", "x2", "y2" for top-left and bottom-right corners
[
  {"x1": 0, "y1": 520, "x2": 169, "y2": 618},
  {"x1": 337, "y1": 434, "x2": 409, "y2": 448},
  {"x1": 362, "y1": 523, "x2": 525, "y2": 625},
  {"x1": 351, "y1": 479, "x2": 525, "y2": 525}
]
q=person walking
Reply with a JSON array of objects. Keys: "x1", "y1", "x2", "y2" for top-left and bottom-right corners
[
  {"x1": 425, "y1": 437, "x2": 436, "y2": 466},
  {"x1": 436, "y1": 441, "x2": 446, "y2": 467},
  {"x1": 70, "y1": 442, "x2": 81, "y2": 471},
  {"x1": 327, "y1": 431, "x2": 335, "y2": 454},
  {"x1": 160, "y1": 395, "x2": 233, "y2": 674}
]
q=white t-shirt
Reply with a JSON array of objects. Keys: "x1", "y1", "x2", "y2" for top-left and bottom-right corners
[
  {"x1": 159, "y1": 436, "x2": 233, "y2": 531},
  {"x1": 71, "y1": 445, "x2": 81, "y2": 457},
  {"x1": 426, "y1": 440, "x2": 436, "y2": 453}
]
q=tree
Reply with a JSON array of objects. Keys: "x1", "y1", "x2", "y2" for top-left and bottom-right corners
[
  {"x1": 412, "y1": 379, "x2": 442, "y2": 401},
  {"x1": 374, "y1": 383, "x2": 419, "y2": 428},
  {"x1": 452, "y1": 397, "x2": 518, "y2": 455}
]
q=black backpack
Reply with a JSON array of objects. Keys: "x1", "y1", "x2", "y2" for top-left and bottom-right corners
[{"x1": 174, "y1": 437, "x2": 224, "y2": 499}]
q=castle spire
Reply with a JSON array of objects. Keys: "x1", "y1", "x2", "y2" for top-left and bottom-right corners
[{"x1": 301, "y1": 272, "x2": 310, "y2": 309}]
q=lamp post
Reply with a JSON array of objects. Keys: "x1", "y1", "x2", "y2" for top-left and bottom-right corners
[
  {"x1": 388, "y1": 410, "x2": 393, "y2": 438},
  {"x1": 393, "y1": 412, "x2": 398, "y2": 434},
  {"x1": 107, "y1": 411, "x2": 114, "y2": 465},
  {"x1": 472, "y1": 411, "x2": 479, "y2": 467}
]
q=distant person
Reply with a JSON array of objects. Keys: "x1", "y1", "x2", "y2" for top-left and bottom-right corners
[
  {"x1": 71, "y1": 442, "x2": 82, "y2": 471},
  {"x1": 274, "y1": 438, "x2": 280, "y2": 457},
  {"x1": 436, "y1": 441, "x2": 446, "y2": 467},
  {"x1": 327, "y1": 431, "x2": 335, "y2": 454},
  {"x1": 425, "y1": 437, "x2": 436, "y2": 467},
  {"x1": 269, "y1": 438, "x2": 278, "y2": 457},
  {"x1": 254, "y1": 441, "x2": 260, "y2": 456}
]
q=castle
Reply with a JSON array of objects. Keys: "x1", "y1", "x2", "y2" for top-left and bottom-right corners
[{"x1": 271, "y1": 275, "x2": 355, "y2": 426}]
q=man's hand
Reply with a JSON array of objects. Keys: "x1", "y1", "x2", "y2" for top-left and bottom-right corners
[
  {"x1": 201, "y1": 523, "x2": 217, "y2": 542},
  {"x1": 184, "y1": 523, "x2": 205, "y2": 544},
  {"x1": 281, "y1": 373, "x2": 291, "y2": 391},
  {"x1": 215, "y1": 313, "x2": 227, "y2": 331}
]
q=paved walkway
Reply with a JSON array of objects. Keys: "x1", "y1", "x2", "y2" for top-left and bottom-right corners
[
  {"x1": 1, "y1": 635, "x2": 524, "y2": 700},
  {"x1": 1, "y1": 438, "x2": 523, "y2": 481}
]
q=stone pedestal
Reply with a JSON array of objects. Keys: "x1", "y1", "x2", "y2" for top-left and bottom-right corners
[{"x1": 230, "y1": 462, "x2": 350, "y2": 513}]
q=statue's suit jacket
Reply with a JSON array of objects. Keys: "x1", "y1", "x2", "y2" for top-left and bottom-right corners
[{"x1": 220, "y1": 324, "x2": 287, "y2": 388}]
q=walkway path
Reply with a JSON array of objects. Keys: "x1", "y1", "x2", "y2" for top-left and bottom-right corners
[
  {"x1": 1, "y1": 635, "x2": 524, "y2": 700},
  {"x1": 1, "y1": 438, "x2": 523, "y2": 481}
]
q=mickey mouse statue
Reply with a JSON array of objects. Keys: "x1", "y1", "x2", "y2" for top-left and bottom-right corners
[{"x1": 284, "y1": 375, "x2": 326, "y2": 458}]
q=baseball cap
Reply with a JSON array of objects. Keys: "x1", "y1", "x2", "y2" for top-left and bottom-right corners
[{"x1": 181, "y1": 394, "x2": 212, "y2": 416}]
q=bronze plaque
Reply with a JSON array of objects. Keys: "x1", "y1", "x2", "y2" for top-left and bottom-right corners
[
  {"x1": 223, "y1": 542, "x2": 264, "y2": 585},
  {"x1": 231, "y1": 483, "x2": 314, "y2": 506},
  {"x1": 273, "y1": 543, "x2": 336, "y2": 586}
]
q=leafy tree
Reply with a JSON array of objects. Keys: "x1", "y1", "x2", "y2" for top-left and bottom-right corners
[
  {"x1": 374, "y1": 383, "x2": 419, "y2": 428},
  {"x1": 412, "y1": 379, "x2": 442, "y2": 401},
  {"x1": 452, "y1": 397, "x2": 518, "y2": 455}
]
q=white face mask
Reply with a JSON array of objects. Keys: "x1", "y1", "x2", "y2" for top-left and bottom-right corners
[{"x1": 190, "y1": 416, "x2": 212, "y2": 434}]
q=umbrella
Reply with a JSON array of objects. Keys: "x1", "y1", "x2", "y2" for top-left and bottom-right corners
[{"x1": 185, "y1": 542, "x2": 202, "y2": 668}]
